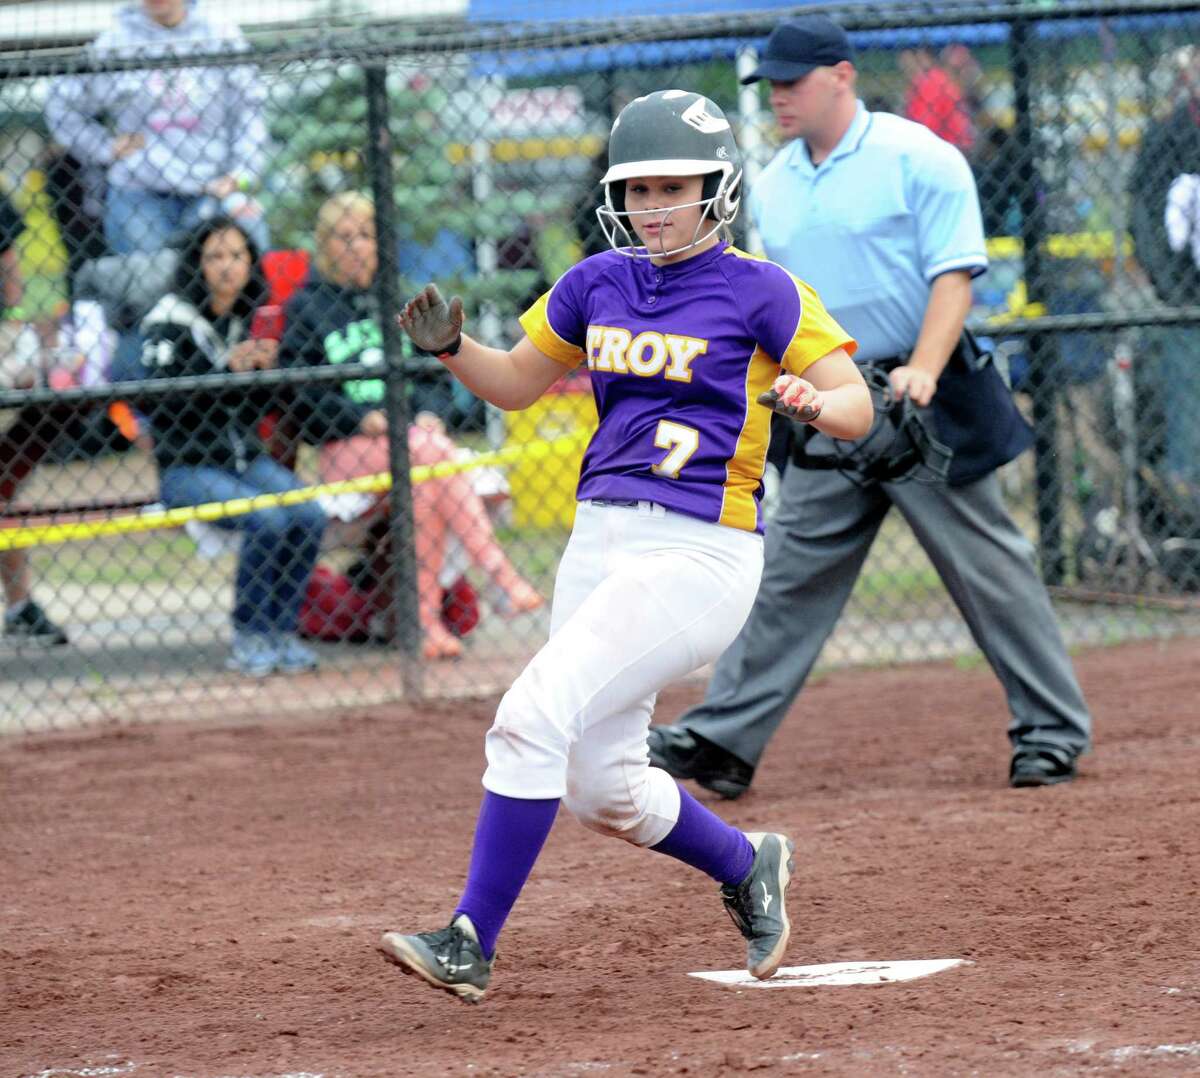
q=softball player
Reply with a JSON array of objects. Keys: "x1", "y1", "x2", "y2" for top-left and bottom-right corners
[{"x1": 379, "y1": 89, "x2": 873, "y2": 1003}]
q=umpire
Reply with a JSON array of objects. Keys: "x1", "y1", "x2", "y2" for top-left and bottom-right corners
[{"x1": 650, "y1": 15, "x2": 1091, "y2": 793}]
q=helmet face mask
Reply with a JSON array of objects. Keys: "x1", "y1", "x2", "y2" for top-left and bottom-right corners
[
  {"x1": 596, "y1": 176, "x2": 739, "y2": 260},
  {"x1": 596, "y1": 90, "x2": 743, "y2": 260}
]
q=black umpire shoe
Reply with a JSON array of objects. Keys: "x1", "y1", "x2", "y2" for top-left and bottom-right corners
[
  {"x1": 647, "y1": 724, "x2": 754, "y2": 800},
  {"x1": 1010, "y1": 745, "x2": 1077, "y2": 788}
]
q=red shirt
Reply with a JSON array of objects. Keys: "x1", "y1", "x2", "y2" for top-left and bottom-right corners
[{"x1": 906, "y1": 67, "x2": 974, "y2": 152}]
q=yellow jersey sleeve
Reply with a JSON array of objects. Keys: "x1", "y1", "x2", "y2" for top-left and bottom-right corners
[
  {"x1": 519, "y1": 291, "x2": 586, "y2": 369},
  {"x1": 780, "y1": 277, "x2": 857, "y2": 376}
]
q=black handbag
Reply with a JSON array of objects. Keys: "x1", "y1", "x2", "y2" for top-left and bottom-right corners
[{"x1": 930, "y1": 329, "x2": 1034, "y2": 486}]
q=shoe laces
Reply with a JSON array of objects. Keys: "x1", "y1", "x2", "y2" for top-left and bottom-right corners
[
  {"x1": 720, "y1": 876, "x2": 756, "y2": 941},
  {"x1": 423, "y1": 922, "x2": 485, "y2": 968}
]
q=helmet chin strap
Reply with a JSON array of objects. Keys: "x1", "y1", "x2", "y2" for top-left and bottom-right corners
[{"x1": 596, "y1": 194, "x2": 725, "y2": 260}]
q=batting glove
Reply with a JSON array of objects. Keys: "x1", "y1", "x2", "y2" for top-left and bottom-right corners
[
  {"x1": 757, "y1": 374, "x2": 823, "y2": 423},
  {"x1": 399, "y1": 283, "x2": 464, "y2": 357}
]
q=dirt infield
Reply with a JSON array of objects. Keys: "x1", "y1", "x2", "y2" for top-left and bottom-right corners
[{"x1": 4, "y1": 637, "x2": 1200, "y2": 1077}]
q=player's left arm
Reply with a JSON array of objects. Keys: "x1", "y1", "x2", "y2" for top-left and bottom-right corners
[
  {"x1": 767, "y1": 348, "x2": 873, "y2": 441},
  {"x1": 759, "y1": 272, "x2": 871, "y2": 440}
]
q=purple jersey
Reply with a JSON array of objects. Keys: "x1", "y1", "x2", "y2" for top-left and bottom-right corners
[{"x1": 519, "y1": 242, "x2": 855, "y2": 533}]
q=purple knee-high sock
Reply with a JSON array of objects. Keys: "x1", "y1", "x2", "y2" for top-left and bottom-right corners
[
  {"x1": 650, "y1": 785, "x2": 754, "y2": 886},
  {"x1": 454, "y1": 790, "x2": 559, "y2": 958}
]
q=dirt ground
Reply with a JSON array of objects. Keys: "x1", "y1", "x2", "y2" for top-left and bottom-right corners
[{"x1": 4, "y1": 637, "x2": 1200, "y2": 1078}]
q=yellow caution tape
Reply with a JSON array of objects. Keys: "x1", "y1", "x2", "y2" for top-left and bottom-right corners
[
  {"x1": 985, "y1": 230, "x2": 1134, "y2": 261},
  {"x1": 444, "y1": 133, "x2": 605, "y2": 166},
  {"x1": 0, "y1": 429, "x2": 592, "y2": 551}
]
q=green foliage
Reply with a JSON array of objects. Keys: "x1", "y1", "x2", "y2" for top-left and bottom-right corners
[
  {"x1": 263, "y1": 63, "x2": 548, "y2": 332},
  {"x1": 265, "y1": 65, "x2": 370, "y2": 249}
]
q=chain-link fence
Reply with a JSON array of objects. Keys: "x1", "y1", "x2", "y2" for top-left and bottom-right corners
[{"x1": 2, "y1": 1, "x2": 1198, "y2": 734}]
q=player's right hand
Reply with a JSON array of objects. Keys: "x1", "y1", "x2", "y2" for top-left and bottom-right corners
[
  {"x1": 398, "y1": 283, "x2": 464, "y2": 357},
  {"x1": 757, "y1": 374, "x2": 823, "y2": 423}
]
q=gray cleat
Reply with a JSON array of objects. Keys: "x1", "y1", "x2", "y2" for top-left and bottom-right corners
[
  {"x1": 720, "y1": 832, "x2": 795, "y2": 979},
  {"x1": 379, "y1": 914, "x2": 493, "y2": 1003}
]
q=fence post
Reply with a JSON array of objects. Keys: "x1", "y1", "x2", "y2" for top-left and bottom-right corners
[
  {"x1": 736, "y1": 45, "x2": 766, "y2": 256},
  {"x1": 364, "y1": 60, "x2": 424, "y2": 694},
  {"x1": 1011, "y1": 14, "x2": 1066, "y2": 585}
]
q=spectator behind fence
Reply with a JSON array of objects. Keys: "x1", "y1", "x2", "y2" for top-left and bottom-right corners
[
  {"x1": 44, "y1": 0, "x2": 269, "y2": 257},
  {"x1": 142, "y1": 216, "x2": 326, "y2": 677},
  {"x1": 899, "y1": 46, "x2": 975, "y2": 154},
  {"x1": 1129, "y1": 46, "x2": 1200, "y2": 517},
  {"x1": 279, "y1": 192, "x2": 543, "y2": 661},
  {"x1": 1, "y1": 192, "x2": 70, "y2": 646},
  {"x1": 42, "y1": 144, "x2": 110, "y2": 289}
]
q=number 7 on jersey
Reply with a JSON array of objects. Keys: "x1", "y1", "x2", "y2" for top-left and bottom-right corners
[{"x1": 652, "y1": 419, "x2": 700, "y2": 479}]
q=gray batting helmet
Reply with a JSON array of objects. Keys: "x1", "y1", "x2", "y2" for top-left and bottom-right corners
[{"x1": 597, "y1": 89, "x2": 743, "y2": 258}]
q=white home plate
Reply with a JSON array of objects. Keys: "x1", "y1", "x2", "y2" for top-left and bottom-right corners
[{"x1": 690, "y1": 958, "x2": 969, "y2": 988}]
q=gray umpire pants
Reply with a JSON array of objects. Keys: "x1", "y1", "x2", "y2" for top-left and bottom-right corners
[{"x1": 679, "y1": 462, "x2": 1093, "y2": 767}]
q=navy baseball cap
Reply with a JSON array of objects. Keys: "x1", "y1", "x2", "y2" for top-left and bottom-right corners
[{"x1": 739, "y1": 15, "x2": 855, "y2": 85}]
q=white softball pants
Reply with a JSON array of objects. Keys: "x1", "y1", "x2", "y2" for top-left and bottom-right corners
[{"x1": 482, "y1": 500, "x2": 764, "y2": 847}]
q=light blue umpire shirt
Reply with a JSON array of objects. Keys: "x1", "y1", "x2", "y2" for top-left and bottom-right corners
[{"x1": 748, "y1": 100, "x2": 988, "y2": 364}]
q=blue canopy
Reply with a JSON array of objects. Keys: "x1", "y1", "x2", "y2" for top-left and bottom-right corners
[
  {"x1": 469, "y1": 0, "x2": 814, "y2": 19},
  {"x1": 465, "y1": 3, "x2": 1198, "y2": 79},
  {"x1": 466, "y1": 2, "x2": 1000, "y2": 79}
]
